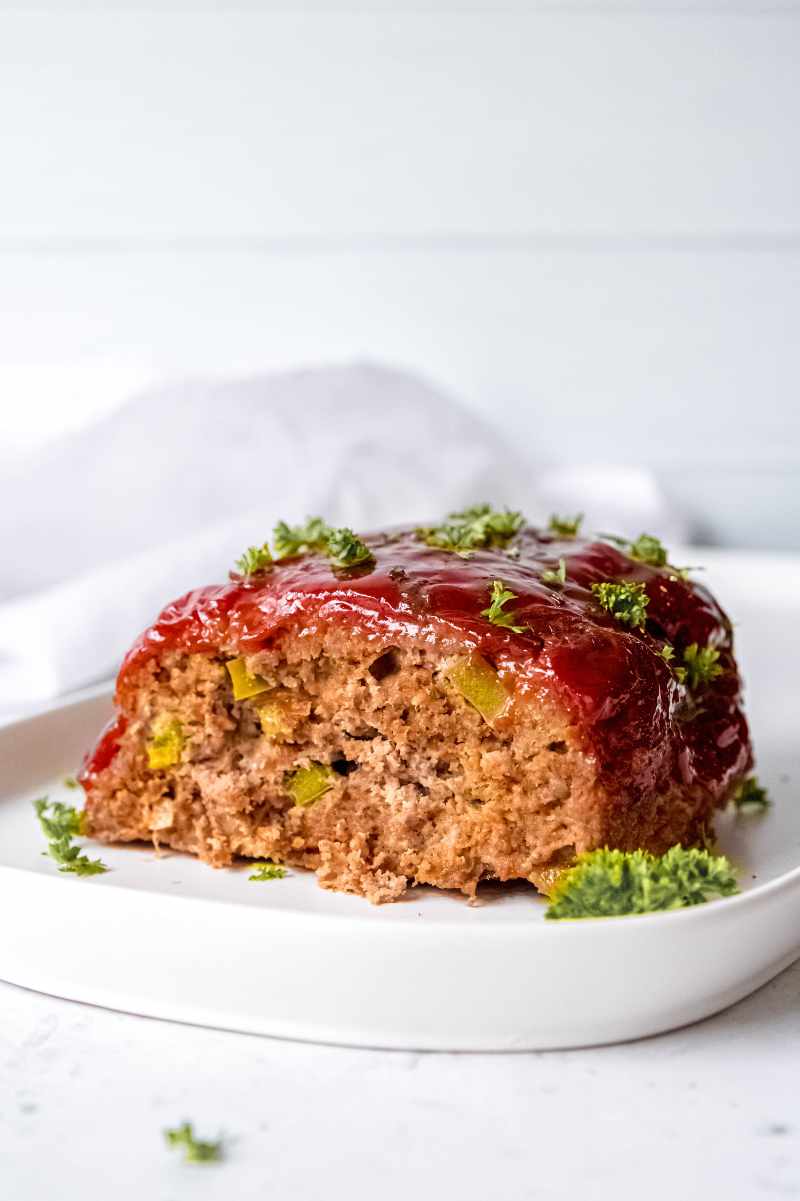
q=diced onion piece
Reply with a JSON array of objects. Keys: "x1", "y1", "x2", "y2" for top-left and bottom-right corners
[{"x1": 258, "y1": 700, "x2": 292, "y2": 740}]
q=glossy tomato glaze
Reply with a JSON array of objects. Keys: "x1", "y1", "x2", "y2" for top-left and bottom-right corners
[{"x1": 82, "y1": 528, "x2": 752, "y2": 801}]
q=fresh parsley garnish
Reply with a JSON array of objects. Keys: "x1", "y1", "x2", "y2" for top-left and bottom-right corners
[
  {"x1": 601, "y1": 531, "x2": 695, "y2": 578},
  {"x1": 416, "y1": 504, "x2": 524, "y2": 555},
  {"x1": 628, "y1": 533, "x2": 668, "y2": 567},
  {"x1": 415, "y1": 522, "x2": 474, "y2": 555},
  {"x1": 480, "y1": 579, "x2": 526, "y2": 633},
  {"x1": 541, "y1": 557, "x2": 567, "y2": 587},
  {"x1": 659, "y1": 640, "x2": 724, "y2": 691},
  {"x1": 731, "y1": 776, "x2": 770, "y2": 813},
  {"x1": 600, "y1": 531, "x2": 668, "y2": 567},
  {"x1": 272, "y1": 516, "x2": 332, "y2": 560},
  {"x1": 453, "y1": 504, "x2": 524, "y2": 542},
  {"x1": 325, "y1": 527, "x2": 374, "y2": 569},
  {"x1": 548, "y1": 513, "x2": 583, "y2": 538},
  {"x1": 235, "y1": 543, "x2": 273, "y2": 577},
  {"x1": 590, "y1": 580, "x2": 649, "y2": 629},
  {"x1": 35, "y1": 796, "x2": 80, "y2": 839},
  {"x1": 273, "y1": 518, "x2": 374, "y2": 569},
  {"x1": 33, "y1": 797, "x2": 108, "y2": 877},
  {"x1": 545, "y1": 845, "x2": 739, "y2": 919},
  {"x1": 249, "y1": 860, "x2": 288, "y2": 881},
  {"x1": 165, "y1": 1122, "x2": 223, "y2": 1164},
  {"x1": 235, "y1": 517, "x2": 374, "y2": 574},
  {"x1": 62, "y1": 775, "x2": 79, "y2": 789},
  {"x1": 677, "y1": 643, "x2": 723, "y2": 690}
]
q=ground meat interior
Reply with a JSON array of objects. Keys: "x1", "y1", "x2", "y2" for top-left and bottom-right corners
[{"x1": 84, "y1": 628, "x2": 710, "y2": 903}]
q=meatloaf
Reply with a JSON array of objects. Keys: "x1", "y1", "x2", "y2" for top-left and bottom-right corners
[{"x1": 80, "y1": 509, "x2": 752, "y2": 903}]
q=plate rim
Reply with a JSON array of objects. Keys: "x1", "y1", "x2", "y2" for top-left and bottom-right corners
[{"x1": 2, "y1": 544, "x2": 799, "y2": 939}]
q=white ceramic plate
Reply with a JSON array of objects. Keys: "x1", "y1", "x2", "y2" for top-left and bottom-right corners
[{"x1": 1, "y1": 550, "x2": 798, "y2": 1051}]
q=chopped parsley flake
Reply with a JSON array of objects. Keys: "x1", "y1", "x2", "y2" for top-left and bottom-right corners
[
  {"x1": 35, "y1": 796, "x2": 80, "y2": 839},
  {"x1": 234, "y1": 543, "x2": 273, "y2": 577},
  {"x1": 628, "y1": 533, "x2": 668, "y2": 567},
  {"x1": 416, "y1": 504, "x2": 524, "y2": 555},
  {"x1": 541, "y1": 557, "x2": 567, "y2": 587},
  {"x1": 165, "y1": 1122, "x2": 223, "y2": 1164},
  {"x1": 234, "y1": 517, "x2": 375, "y2": 573},
  {"x1": 480, "y1": 579, "x2": 527, "y2": 633},
  {"x1": 33, "y1": 797, "x2": 108, "y2": 877},
  {"x1": 659, "y1": 641, "x2": 725, "y2": 692},
  {"x1": 678, "y1": 643, "x2": 723, "y2": 690},
  {"x1": 272, "y1": 516, "x2": 331, "y2": 559},
  {"x1": 545, "y1": 845, "x2": 739, "y2": 919},
  {"x1": 249, "y1": 860, "x2": 288, "y2": 881},
  {"x1": 600, "y1": 531, "x2": 669, "y2": 567},
  {"x1": 415, "y1": 522, "x2": 475, "y2": 555},
  {"x1": 548, "y1": 513, "x2": 583, "y2": 538},
  {"x1": 731, "y1": 776, "x2": 770, "y2": 813},
  {"x1": 590, "y1": 580, "x2": 649, "y2": 629},
  {"x1": 62, "y1": 775, "x2": 79, "y2": 789},
  {"x1": 600, "y1": 531, "x2": 699, "y2": 578},
  {"x1": 325, "y1": 527, "x2": 374, "y2": 569}
]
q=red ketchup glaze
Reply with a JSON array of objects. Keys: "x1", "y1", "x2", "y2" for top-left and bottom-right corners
[
  {"x1": 83, "y1": 528, "x2": 752, "y2": 802},
  {"x1": 80, "y1": 714, "x2": 127, "y2": 790}
]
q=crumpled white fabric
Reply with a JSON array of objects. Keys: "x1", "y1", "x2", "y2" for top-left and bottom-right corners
[{"x1": 0, "y1": 361, "x2": 687, "y2": 717}]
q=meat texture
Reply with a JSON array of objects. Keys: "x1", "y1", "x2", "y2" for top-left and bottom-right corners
[{"x1": 81, "y1": 521, "x2": 752, "y2": 902}]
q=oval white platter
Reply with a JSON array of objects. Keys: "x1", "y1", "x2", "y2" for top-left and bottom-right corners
[{"x1": 1, "y1": 550, "x2": 798, "y2": 1051}]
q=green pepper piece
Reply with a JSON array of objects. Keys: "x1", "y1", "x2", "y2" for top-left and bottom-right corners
[
  {"x1": 146, "y1": 718, "x2": 184, "y2": 770},
  {"x1": 226, "y1": 657, "x2": 271, "y2": 701},
  {"x1": 447, "y1": 654, "x2": 509, "y2": 724},
  {"x1": 285, "y1": 763, "x2": 335, "y2": 807}
]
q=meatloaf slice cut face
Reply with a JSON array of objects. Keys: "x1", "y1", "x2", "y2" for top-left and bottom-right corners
[{"x1": 80, "y1": 516, "x2": 752, "y2": 903}]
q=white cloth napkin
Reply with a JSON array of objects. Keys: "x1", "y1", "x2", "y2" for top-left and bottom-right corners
[{"x1": 0, "y1": 362, "x2": 687, "y2": 717}]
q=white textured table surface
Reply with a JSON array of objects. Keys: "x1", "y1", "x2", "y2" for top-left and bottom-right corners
[{"x1": 2, "y1": 965, "x2": 799, "y2": 1201}]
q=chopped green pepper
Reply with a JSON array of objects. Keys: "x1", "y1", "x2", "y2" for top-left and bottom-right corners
[
  {"x1": 146, "y1": 718, "x2": 184, "y2": 770},
  {"x1": 447, "y1": 654, "x2": 509, "y2": 724},
  {"x1": 226, "y1": 657, "x2": 271, "y2": 701},
  {"x1": 285, "y1": 762, "x2": 335, "y2": 807}
]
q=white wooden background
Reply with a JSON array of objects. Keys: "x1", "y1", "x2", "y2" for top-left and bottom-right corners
[{"x1": 0, "y1": 2, "x2": 798, "y2": 546}]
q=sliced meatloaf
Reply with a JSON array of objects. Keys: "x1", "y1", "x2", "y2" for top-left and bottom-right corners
[{"x1": 80, "y1": 511, "x2": 752, "y2": 902}]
